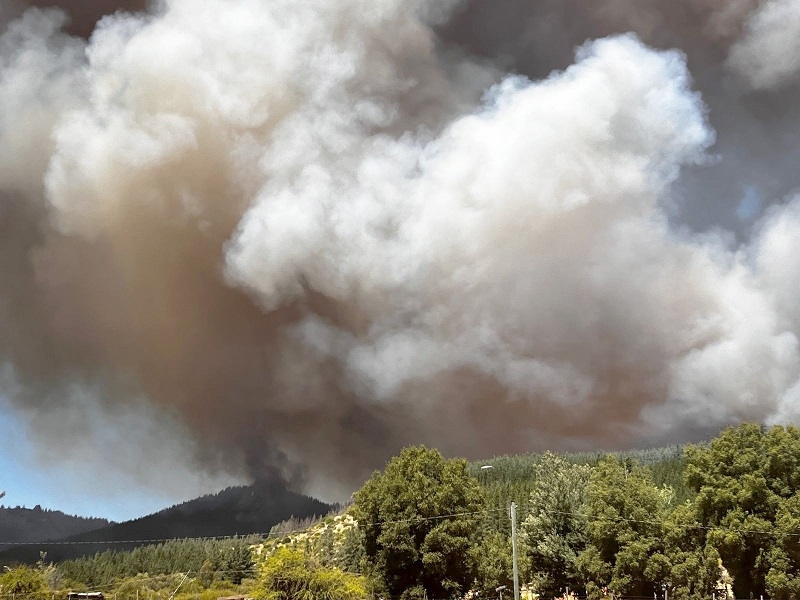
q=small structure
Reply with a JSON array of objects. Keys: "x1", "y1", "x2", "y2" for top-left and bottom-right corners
[{"x1": 68, "y1": 593, "x2": 105, "y2": 600}]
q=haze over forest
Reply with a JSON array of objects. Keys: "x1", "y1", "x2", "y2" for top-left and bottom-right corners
[{"x1": 1, "y1": 0, "x2": 799, "y2": 512}]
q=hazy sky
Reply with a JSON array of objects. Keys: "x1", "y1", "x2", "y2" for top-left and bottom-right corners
[
  {"x1": 0, "y1": 393, "x2": 240, "y2": 521},
  {"x1": 0, "y1": 399, "x2": 178, "y2": 521},
  {"x1": 2, "y1": 0, "x2": 201, "y2": 523}
]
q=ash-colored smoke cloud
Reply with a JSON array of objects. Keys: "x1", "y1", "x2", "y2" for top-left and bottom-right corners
[
  {"x1": 1, "y1": 0, "x2": 800, "y2": 501},
  {"x1": 727, "y1": 0, "x2": 800, "y2": 90},
  {"x1": 442, "y1": 0, "x2": 800, "y2": 236}
]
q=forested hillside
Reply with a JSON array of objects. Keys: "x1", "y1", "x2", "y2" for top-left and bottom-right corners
[
  {"x1": 0, "y1": 481, "x2": 331, "y2": 563},
  {"x1": 469, "y1": 445, "x2": 689, "y2": 538},
  {"x1": 0, "y1": 506, "x2": 110, "y2": 551}
]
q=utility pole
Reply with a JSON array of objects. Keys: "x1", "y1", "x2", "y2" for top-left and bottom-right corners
[{"x1": 510, "y1": 502, "x2": 520, "y2": 600}]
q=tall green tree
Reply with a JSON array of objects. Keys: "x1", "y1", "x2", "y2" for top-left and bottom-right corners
[
  {"x1": 221, "y1": 541, "x2": 255, "y2": 584},
  {"x1": 352, "y1": 446, "x2": 484, "y2": 600},
  {"x1": 662, "y1": 502, "x2": 727, "y2": 600},
  {"x1": 765, "y1": 494, "x2": 800, "y2": 599},
  {"x1": 576, "y1": 457, "x2": 672, "y2": 598},
  {"x1": 676, "y1": 424, "x2": 800, "y2": 598},
  {"x1": 472, "y1": 532, "x2": 514, "y2": 597},
  {"x1": 338, "y1": 523, "x2": 366, "y2": 574},
  {"x1": 521, "y1": 452, "x2": 591, "y2": 597}
]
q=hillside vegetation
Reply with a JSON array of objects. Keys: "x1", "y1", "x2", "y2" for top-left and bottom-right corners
[
  {"x1": 470, "y1": 445, "x2": 689, "y2": 538},
  {"x1": 0, "y1": 482, "x2": 331, "y2": 564},
  {"x1": 6, "y1": 424, "x2": 800, "y2": 600},
  {"x1": 0, "y1": 506, "x2": 110, "y2": 551}
]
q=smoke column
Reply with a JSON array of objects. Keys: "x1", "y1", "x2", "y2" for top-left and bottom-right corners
[{"x1": 1, "y1": 0, "x2": 800, "y2": 501}]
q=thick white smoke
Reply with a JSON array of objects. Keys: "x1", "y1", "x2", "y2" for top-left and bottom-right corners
[
  {"x1": 727, "y1": 0, "x2": 800, "y2": 90},
  {"x1": 230, "y1": 34, "x2": 715, "y2": 409},
  {"x1": 1, "y1": 0, "x2": 800, "y2": 500}
]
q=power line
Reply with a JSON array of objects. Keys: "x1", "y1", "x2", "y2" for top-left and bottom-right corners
[
  {"x1": 0, "y1": 507, "x2": 507, "y2": 547},
  {"x1": 1, "y1": 502, "x2": 797, "y2": 551}
]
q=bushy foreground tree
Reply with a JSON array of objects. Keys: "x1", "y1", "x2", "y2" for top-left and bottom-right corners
[
  {"x1": 576, "y1": 457, "x2": 673, "y2": 598},
  {"x1": 675, "y1": 424, "x2": 800, "y2": 598},
  {"x1": 353, "y1": 446, "x2": 483, "y2": 600},
  {"x1": 522, "y1": 452, "x2": 590, "y2": 597},
  {"x1": 0, "y1": 565, "x2": 49, "y2": 600},
  {"x1": 472, "y1": 531, "x2": 515, "y2": 597},
  {"x1": 254, "y1": 547, "x2": 365, "y2": 600}
]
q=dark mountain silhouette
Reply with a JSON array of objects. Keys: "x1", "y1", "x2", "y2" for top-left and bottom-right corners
[
  {"x1": 0, "y1": 505, "x2": 111, "y2": 552},
  {"x1": 0, "y1": 482, "x2": 331, "y2": 564}
]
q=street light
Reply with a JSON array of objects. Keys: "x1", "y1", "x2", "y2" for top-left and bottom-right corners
[{"x1": 496, "y1": 585, "x2": 507, "y2": 600}]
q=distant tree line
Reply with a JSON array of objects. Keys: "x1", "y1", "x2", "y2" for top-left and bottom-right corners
[{"x1": 55, "y1": 535, "x2": 261, "y2": 588}]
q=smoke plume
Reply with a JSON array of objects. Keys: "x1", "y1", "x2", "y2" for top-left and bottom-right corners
[{"x1": 1, "y1": 0, "x2": 800, "y2": 501}]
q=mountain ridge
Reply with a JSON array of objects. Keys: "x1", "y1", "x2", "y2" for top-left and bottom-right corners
[
  {"x1": 0, "y1": 505, "x2": 111, "y2": 551},
  {"x1": 0, "y1": 482, "x2": 332, "y2": 564}
]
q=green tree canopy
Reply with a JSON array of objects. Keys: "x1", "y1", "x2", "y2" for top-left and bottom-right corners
[
  {"x1": 677, "y1": 424, "x2": 800, "y2": 598},
  {"x1": 472, "y1": 532, "x2": 514, "y2": 597},
  {"x1": 659, "y1": 501, "x2": 724, "y2": 600},
  {"x1": 765, "y1": 493, "x2": 800, "y2": 600},
  {"x1": 521, "y1": 452, "x2": 591, "y2": 598},
  {"x1": 576, "y1": 457, "x2": 672, "y2": 599},
  {"x1": 352, "y1": 445, "x2": 484, "y2": 600},
  {"x1": 0, "y1": 565, "x2": 49, "y2": 600}
]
